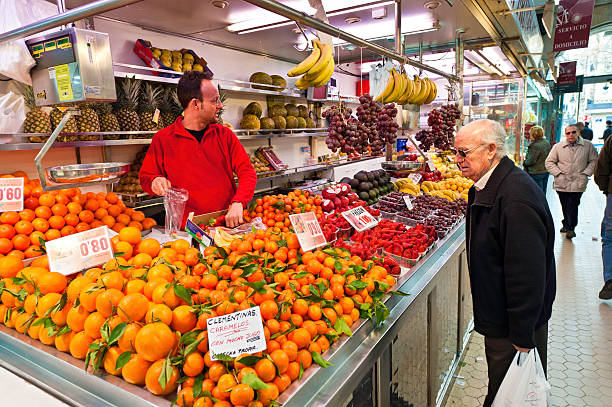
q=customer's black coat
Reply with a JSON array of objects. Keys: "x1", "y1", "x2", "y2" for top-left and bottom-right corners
[{"x1": 466, "y1": 157, "x2": 556, "y2": 349}]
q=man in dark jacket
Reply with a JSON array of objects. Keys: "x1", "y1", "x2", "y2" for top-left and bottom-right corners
[
  {"x1": 593, "y1": 136, "x2": 612, "y2": 299},
  {"x1": 454, "y1": 119, "x2": 556, "y2": 406},
  {"x1": 578, "y1": 121, "x2": 594, "y2": 141},
  {"x1": 602, "y1": 120, "x2": 612, "y2": 142}
]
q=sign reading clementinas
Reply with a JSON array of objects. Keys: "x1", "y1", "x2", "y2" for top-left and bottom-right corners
[
  {"x1": 207, "y1": 307, "x2": 267, "y2": 360},
  {"x1": 554, "y1": 0, "x2": 595, "y2": 52}
]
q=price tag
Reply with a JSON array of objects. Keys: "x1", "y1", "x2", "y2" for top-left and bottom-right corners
[
  {"x1": 341, "y1": 206, "x2": 379, "y2": 232},
  {"x1": 403, "y1": 195, "x2": 414, "y2": 210},
  {"x1": 46, "y1": 226, "x2": 114, "y2": 276},
  {"x1": 207, "y1": 306, "x2": 267, "y2": 361},
  {"x1": 408, "y1": 173, "x2": 422, "y2": 184},
  {"x1": 289, "y1": 212, "x2": 327, "y2": 252},
  {"x1": 427, "y1": 159, "x2": 436, "y2": 171},
  {"x1": 0, "y1": 177, "x2": 24, "y2": 212},
  {"x1": 185, "y1": 219, "x2": 213, "y2": 248},
  {"x1": 152, "y1": 108, "x2": 160, "y2": 124}
]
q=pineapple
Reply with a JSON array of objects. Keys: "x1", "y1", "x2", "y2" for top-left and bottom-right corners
[
  {"x1": 158, "y1": 86, "x2": 176, "y2": 129},
  {"x1": 115, "y1": 77, "x2": 141, "y2": 134},
  {"x1": 23, "y1": 86, "x2": 52, "y2": 142},
  {"x1": 96, "y1": 103, "x2": 121, "y2": 140},
  {"x1": 50, "y1": 107, "x2": 79, "y2": 142},
  {"x1": 77, "y1": 103, "x2": 101, "y2": 141},
  {"x1": 169, "y1": 86, "x2": 183, "y2": 122},
  {"x1": 138, "y1": 82, "x2": 163, "y2": 137},
  {"x1": 216, "y1": 90, "x2": 227, "y2": 124}
]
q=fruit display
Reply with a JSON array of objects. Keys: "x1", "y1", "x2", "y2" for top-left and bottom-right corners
[
  {"x1": 288, "y1": 40, "x2": 335, "y2": 90},
  {"x1": 250, "y1": 154, "x2": 273, "y2": 176},
  {"x1": 116, "y1": 148, "x2": 147, "y2": 195},
  {"x1": 0, "y1": 172, "x2": 156, "y2": 259},
  {"x1": 50, "y1": 107, "x2": 79, "y2": 142},
  {"x1": 23, "y1": 86, "x2": 51, "y2": 143},
  {"x1": 430, "y1": 153, "x2": 462, "y2": 179},
  {"x1": 339, "y1": 169, "x2": 394, "y2": 206},
  {"x1": 254, "y1": 147, "x2": 287, "y2": 171},
  {"x1": 320, "y1": 183, "x2": 359, "y2": 213},
  {"x1": 415, "y1": 104, "x2": 462, "y2": 151},
  {"x1": 249, "y1": 72, "x2": 289, "y2": 91},
  {"x1": 138, "y1": 83, "x2": 163, "y2": 132},
  {"x1": 394, "y1": 178, "x2": 420, "y2": 195},
  {"x1": 96, "y1": 103, "x2": 121, "y2": 140},
  {"x1": 244, "y1": 190, "x2": 323, "y2": 227},
  {"x1": 115, "y1": 77, "x2": 142, "y2": 134},
  {"x1": 76, "y1": 104, "x2": 101, "y2": 141},
  {"x1": 356, "y1": 94, "x2": 384, "y2": 155},
  {"x1": 374, "y1": 68, "x2": 437, "y2": 105},
  {"x1": 376, "y1": 103, "x2": 400, "y2": 145},
  {"x1": 320, "y1": 203, "x2": 380, "y2": 241},
  {"x1": 159, "y1": 86, "x2": 183, "y2": 128},
  {"x1": 241, "y1": 101, "x2": 314, "y2": 132},
  {"x1": 420, "y1": 178, "x2": 471, "y2": 201},
  {"x1": 135, "y1": 39, "x2": 208, "y2": 73}
]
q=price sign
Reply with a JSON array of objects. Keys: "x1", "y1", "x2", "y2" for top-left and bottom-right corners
[
  {"x1": 207, "y1": 306, "x2": 267, "y2": 361},
  {"x1": 289, "y1": 211, "x2": 327, "y2": 252},
  {"x1": 46, "y1": 226, "x2": 114, "y2": 275},
  {"x1": 403, "y1": 195, "x2": 414, "y2": 210},
  {"x1": 408, "y1": 173, "x2": 422, "y2": 184},
  {"x1": 427, "y1": 159, "x2": 436, "y2": 171},
  {"x1": 341, "y1": 206, "x2": 379, "y2": 232},
  {"x1": 0, "y1": 177, "x2": 24, "y2": 212}
]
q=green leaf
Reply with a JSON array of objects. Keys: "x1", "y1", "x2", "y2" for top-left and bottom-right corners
[
  {"x1": 322, "y1": 248, "x2": 337, "y2": 257},
  {"x1": 113, "y1": 251, "x2": 126, "y2": 258},
  {"x1": 241, "y1": 280, "x2": 266, "y2": 293},
  {"x1": 174, "y1": 284, "x2": 193, "y2": 305},
  {"x1": 178, "y1": 329, "x2": 201, "y2": 347},
  {"x1": 10, "y1": 277, "x2": 27, "y2": 286},
  {"x1": 298, "y1": 361, "x2": 304, "y2": 380},
  {"x1": 334, "y1": 260, "x2": 343, "y2": 272},
  {"x1": 388, "y1": 290, "x2": 410, "y2": 297},
  {"x1": 193, "y1": 374, "x2": 204, "y2": 399},
  {"x1": 118, "y1": 264, "x2": 134, "y2": 271},
  {"x1": 334, "y1": 317, "x2": 353, "y2": 337},
  {"x1": 277, "y1": 239, "x2": 287, "y2": 248},
  {"x1": 108, "y1": 322, "x2": 127, "y2": 345},
  {"x1": 214, "y1": 353, "x2": 235, "y2": 362},
  {"x1": 241, "y1": 373, "x2": 270, "y2": 390},
  {"x1": 233, "y1": 256, "x2": 251, "y2": 269},
  {"x1": 347, "y1": 280, "x2": 368, "y2": 291},
  {"x1": 100, "y1": 322, "x2": 111, "y2": 343},
  {"x1": 311, "y1": 351, "x2": 333, "y2": 368},
  {"x1": 241, "y1": 263, "x2": 260, "y2": 278},
  {"x1": 236, "y1": 355, "x2": 263, "y2": 367},
  {"x1": 115, "y1": 351, "x2": 132, "y2": 371},
  {"x1": 158, "y1": 357, "x2": 173, "y2": 390},
  {"x1": 215, "y1": 247, "x2": 228, "y2": 259},
  {"x1": 184, "y1": 337, "x2": 204, "y2": 357}
]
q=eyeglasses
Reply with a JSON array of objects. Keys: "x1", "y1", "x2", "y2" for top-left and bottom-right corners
[
  {"x1": 451, "y1": 144, "x2": 486, "y2": 158},
  {"x1": 565, "y1": 130, "x2": 577, "y2": 135}
]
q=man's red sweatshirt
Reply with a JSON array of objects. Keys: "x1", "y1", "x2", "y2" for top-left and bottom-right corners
[{"x1": 139, "y1": 118, "x2": 257, "y2": 220}]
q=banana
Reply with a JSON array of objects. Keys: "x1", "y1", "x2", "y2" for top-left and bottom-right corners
[
  {"x1": 396, "y1": 74, "x2": 413, "y2": 105},
  {"x1": 385, "y1": 69, "x2": 405, "y2": 103},
  {"x1": 310, "y1": 59, "x2": 335, "y2": 87},
  {"x1": 407, "y1": 75, "x2": 421, "y2": 104},
  {"x1": 295, "y1": 75, "x2": 313, "y2": 90},
  {"x1": 305, "y1": 40, "x2": 332, "y2": 78},
  {"x1": 422, "y1": 78, "x2": 434, "y2": 104},
  {"x1": 287, "y1": 41, "x2": 321, "y2": 77},
  {"x1": 424, "y1": 79, "x2": 438, "y2": 104},
  {"x1": 420, "y1": 184, "x2": 430, "y2": 193},
  {"x1": 413, "y1": 77, "x2": 430, "y2": 105},
  {"x1": 375, "y1": 68, "x2": 396, "y2": 102}
]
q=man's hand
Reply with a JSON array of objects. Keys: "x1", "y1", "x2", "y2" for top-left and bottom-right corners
[
  {"x1": 513, "y1": 344, "x2": 531, "y2": 353},
  {"x1": 226, "y1": 202, "x2": 244, "y2": 228},
  {"x1": 151, "y1": 177, "x2": 172, "y2": 196}
]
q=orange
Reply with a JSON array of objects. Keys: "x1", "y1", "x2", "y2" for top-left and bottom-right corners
[
  {"x1": 171, "y1": 305, "x2": 197, "y2": 334},
  {"x1": 60, "y1": 225, "x2": 76, "y2": 237},
  {"x1": 119, "y1": 226, "x2": 141, "y2": 245},
  {"x1": 79, "y1": 283, "x2": 103, "y2": 312},
  {"x1": 117, "y1": 292, "x2": 148, "y2": 322},
  {"x1": 14, "y1": 220, "x2": 33, "y2": 235},
  {"x1": 137, "y1": 238, "x2": 160, "y2": 257},
  {"x1": 48, "y1": 215, "x2": 65, "y2": 230},
  {"x1": 145, "y1": 359, "x2": 179, "y2": 396},
  {"x1": 116, "y1": 214, "x2": 131, "y2": 226},
  {"x1": 288, "y1": 327, "x2": 311, "y2": 349},
  {"x1": 95, "y1": 288, "x2": 124, "y2": 317},
  {"x1": 67, "y1": 202, "x2": 82, "y2": 215},
  {"x1": 176, "y1": 387, "x2": 195, "y2": 407},
  {"x1": 134, "y1": 322, "x2": 177, "y2": 362},
  {"x1": 69, "y1": 331, "x2": 93, "y2": 360},
  {"x1": 183, "y1": 351, "x2": 205, "y2": 377},
  {"x1": 75, "y1": 222, "x2": 90, "y2": 233},
  {"x1": 254, "y1": 358, "x2": 276, "y2": 382},
  {"x1": 85, "y1": 199, "x2": 100, "y2": 212},
  {"x1": 38, "y1": 271, "x2": 67, "y2": 294},
  {"x1": 106, "y1": 192, "x2": 119, "y2": 204},
  {"x1": 171, "y1": 239, "x2": 190, "y2": 254},
  {"x1": 79, "y1": 210, "x2": 94, "y2": 224},
  {"x1": 121, "y1": 353, "x2": 151, "y2": 385},
  {"x1": 114, "y1": 241, "x2": 133, "y2": 260},
  {"x1": 51, "y1": 203, "x2": 68, "y2": 217},
  {"x1": 128, "y1": 221, "x2": 143, "y2": 231},
  {"x1": 259, "y1": 299, "x2": 278, "y2": 320},
  {"x1": 103, "y1": 346, "x2": 124, "y2": 376},
  {"x1": 101, "y1": 215, "x2": 116, "y2": 228},
  {"x1": 83, "y1": 311, "x2": 106, "y2": 339},
  {"x1": 257, "y1": 383, "x2": 279, "y2": 407},
  {"x1": 131, "y1": 211, "x2": 145, "y2": 222},
  {"x1": 66, "y1": 305, "x2": 89, "y2": 332},
  {"x1": 269, "y1": 349, "x2": 289, "y2": 374},
  {"x1": 64, "y1": 213, "x2": 79, "y2": 226},
  {"x1": 118, "y1": 322, "x2": 141, "y2": 352},
  {"x1": 12, "y1": 234, "x2": 30, "y2": 251},
  {"x1": 67, "y1": 276, "x2": 91, "y2": 302},
  {"x1": 151, "y1": 284, "x2": 179, "y2": 308},
  {"x1": 34, "y1": 206, "x2": 52, "y2": 220},
  {"x1": 44, "y1": 229, "x2": 61, "y2": 242},
  {"x1": 38, "y1": 193, "x2": 56, "y2": 208},
  {"x1": 18, "y1": 209, "x2": 35, "y2": 222},
  {"x1": 98, "y1": 270, "x2": 125, "y2": 290},
  {"x1": 0, "y1": 224, "x2": 15, "y2": 239},
  {"x1": 0, "y1": 255, "x2": 23, "y2": 278},
  {"x1": 0, "y1": 238, "x2": 13, "y2": 254},
  {"x1": 145, "y1": 303, "x2": 173, "y2": 325},
  {"x1": 148, "y1": 264, "x2": 172, "y2": 282},
  {"x1": 0, "y1": 211, "x2": 19, "y2": 225},
  {"x1": 142, "y1": 218, "x2": 157, "y2": 230}
]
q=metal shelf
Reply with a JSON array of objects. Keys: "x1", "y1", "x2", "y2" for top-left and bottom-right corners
[
  {"x1": 0, "y1": 135, "x2": 154, "y2": 151},
  {"x1": 235, "y1": 128, "x2": 327, "y2": 140}
]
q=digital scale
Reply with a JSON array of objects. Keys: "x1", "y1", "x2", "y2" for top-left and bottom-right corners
[{"x1": 26, "y1": 28, "x2": 116, "y2": 106}]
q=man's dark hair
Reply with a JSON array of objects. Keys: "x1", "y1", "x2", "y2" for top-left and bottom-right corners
[
  {"x1": 177, "y1": 70, "x2": 214, "y2": 110},
  {"x1": 607, "y1": 120, "x2": 612, "y2": 125},
  {"x1": 585, "y1": 121, "x2": 590, "y2": 126}
]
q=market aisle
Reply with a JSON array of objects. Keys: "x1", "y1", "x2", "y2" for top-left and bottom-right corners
[{"x1": 444, "y1": 180, "x2": 612, "y2": 407}]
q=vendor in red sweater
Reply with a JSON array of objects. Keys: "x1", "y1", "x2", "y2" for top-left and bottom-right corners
[{"x1": 139, "y1": 71, "x2": 257, "y2": 227}]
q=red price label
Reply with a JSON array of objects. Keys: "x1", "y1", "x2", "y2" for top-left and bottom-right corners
[
  {"x1": 289, "y1": 212, "x2": 327, "y2": 252},
  {"x1": 341, "y1": 206, "x2": 379, "y2": 232},
  {"x1": 0, "y1": 178, "x2": 24, "y2": 212},
  {"x1": 46, "y1": 226, "x2": 114, "y2": 275}
]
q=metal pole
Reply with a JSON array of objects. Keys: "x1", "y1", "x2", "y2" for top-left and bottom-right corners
[
  {"x1": 56, "y1": 0, "x2": 66, "y2": 13},
  {"x1": 455, "y1": 30, "x2": 464, "y2": 129},
  {"x1": 242, "y1": 0, "x2": 459, "y2": 82},
  {"x1": 0, "y1": 0, "x2": 143, "y2": 44},
  {"x1": 386, "y1": 0, "x2": 402, "y2": 161}
]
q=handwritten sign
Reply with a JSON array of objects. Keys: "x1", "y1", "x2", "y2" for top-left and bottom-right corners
[
  {"x1": 289, "y1": 212, "x2": 327, "y2": 252},
  {"x1": 341, "y1": 206, "x2": 379, "y2": 232},
  {"x1": 207, "y1": 307, "x2": 267, "y2": 361},
  {"x1": 0, "y1": 177, "x2": 24, "y2": 212},
  {"x1": 408, "y1": 173, "x2": 422, "y2": 185},
  {"x1": 403, "y1": 195, "x2": 414, "y2": 210},
  {"x1": 427, "y1": 159, "x2": 436, "y2": 171},
  {"x1": 46, "y1": 226, "x2": 114, "y2": 275}
]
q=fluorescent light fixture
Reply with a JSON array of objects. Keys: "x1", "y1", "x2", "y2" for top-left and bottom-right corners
[
  {"x1": 227, "y1": 0, "x2": 396, "y2": 34},
  {"x1": 332, "y1": 17, "x2": 439, "y2": 45},
  {"x1": 478, "y1": 47, "x2": 514, "y2": 76}
]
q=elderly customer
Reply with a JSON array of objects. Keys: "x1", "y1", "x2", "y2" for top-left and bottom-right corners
[
  {"x1": 545, "y1": 124, "x2": 598, "y2": 239},
  {"x1": 455, "y1": 119, "x2": 556, "y2": 407},
  {"x1": 524, "y1": 125, "x2": 551, "y2": 194}
]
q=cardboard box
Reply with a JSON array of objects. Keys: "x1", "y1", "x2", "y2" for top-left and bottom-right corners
[{"x1": 188, "y1": 209, "x2": 228, "y2": 226}]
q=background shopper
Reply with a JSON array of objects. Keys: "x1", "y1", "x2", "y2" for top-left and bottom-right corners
[
  {"x1": 545, "y1": 125, "x2": 598, "y2": 239},
  {"x1": 577, "y1": 122, "x2": 594, "y2": 141},
  {"x1": 602, "y1": 120, "x2": 612, "y2": 142},
  {"x1": 524, "y1": 125, "x2": 551, "y2": 194},
  {"x1": 456, "y1": 119, "x2": 556, "y2": 407},
  {"x1": 593, "y1": 136, "x2": 612, "y2": 299}
]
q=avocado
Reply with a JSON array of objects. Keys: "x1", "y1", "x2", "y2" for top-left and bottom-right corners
[
  {"x1": 366, "y1": 172, "x2": 374, "y2": 181},
  {"x1": 358, "y1": 191, "x2": 370, "y2": 200},
  {"x1": 340, "y1": 177, "x2": 352, "y2": 184},
  {"x1": 359, "y1": 182, "x2": 370, "y2": 192},
  {"x1": 372, "y1": 179, "x2": 379, "y2": 188},
  {"x1": 355, "y1": 171, "x2": 368, "y2": 182},
  {"x1": 349, "y1": 178, "x2": 360, "y2": 189}
]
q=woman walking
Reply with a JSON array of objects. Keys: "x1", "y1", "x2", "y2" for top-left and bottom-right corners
[{"x1": 524, "y1": 125, "x2": 551, "y2": 194}]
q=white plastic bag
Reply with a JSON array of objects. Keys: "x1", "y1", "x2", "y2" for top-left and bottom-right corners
[
  {"x1": 0, "y1": 0, "x2": 58, "y2": 84},
  {"x1": 164, "y1": 187, "x2": 189, "y2": 236},
  {"x1": 0, "y1": 91, "x2": 25, "y2": 133},
  {"x1": 492, "y1": 349, "x2": 551, "y2": 407}
]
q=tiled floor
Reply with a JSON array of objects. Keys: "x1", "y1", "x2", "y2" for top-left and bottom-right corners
[{"x1": 444, "y1": 181, "x2": 612, "y2": 407}]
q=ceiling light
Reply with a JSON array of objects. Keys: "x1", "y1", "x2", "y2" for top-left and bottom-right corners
[
  {"x1": 423, "y1": 1, "x2": 441, "y2": 9},
  {"x1": 332, "y1": 17, "x2": 439, "y2": 45},
  {"x1": 210, "y1": 0, "x2": 228, "y2": 8},
  {"x1": 344, "y1": 16, "x2": 361, "y2": 24}
]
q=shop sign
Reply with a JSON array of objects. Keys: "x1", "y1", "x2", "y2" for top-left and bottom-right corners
[
  {"x1": 553, "y1": 0, "x2": 595, "y2": 52},
  {"x1": 558, "y1": 61, "x2": 577, "y2": 86},
  {"x1": 504, "y1": 0, "x2": 544, "y2": 65},
  {"x1": 289, "y1": 211, "x2": 327, "y2": 252},
  {"x1": 0, "y1": 177, "x2": 24, "y2": 212},
  {"x1": 341, "y1": 206, "x2": 379, "y2": 232},
  {"x1": 554, "y1": 75, "x2": 584, "y2": 93},
  {"x1": 46, "y1": 226, "x2": 114, "y2": 276},
  {"x1": 207, "y1": 306, "x2": 267, "y2": 361}
]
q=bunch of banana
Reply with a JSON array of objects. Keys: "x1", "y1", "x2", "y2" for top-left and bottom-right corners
[
  {"x1": 213, "y1": 227, "x2": 239, "y2": 248},
  {"x1": 427, "y1": 189, "x2": 461, "y2": 201},
  {"x1": 288, "y1": 40, "x2": 335, "y2": 90},
  {"x1": 403, "y1": 75, "x2": 437, "y2": 105},
  {"x1": 420, "y1": 181, "x2": 440, "y2": 194},
  {"x1": 394, "y1": 178, "x2": 421, "y2": 195},
  {"x1": 375, "y1": 71, "x2": 438, "y2": 105}
]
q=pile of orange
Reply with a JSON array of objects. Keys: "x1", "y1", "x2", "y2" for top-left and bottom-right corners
[
  {"x1": 244, "y1": 190, "x2": 323, "y2": 230},
  {"x1": 0, "y1": 171, "x2": 156, "y2": 260},
  {"x1": 0, "y1": 224, "x2": 398, "y2": 406}
]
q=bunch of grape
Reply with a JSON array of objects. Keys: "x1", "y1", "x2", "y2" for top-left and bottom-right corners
[
  {"x1": 357, "y1": 94, "x2": 384, "y2": 155},
  {"x1": 324, "y1": 105, "x2": 354, "y2": 153},
  {"x1": 376, "y1": 103, "x2": 400, "y2": 145},
  {"x1": 415, "y1": 103, "x2": 461, "y2": 151}
]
